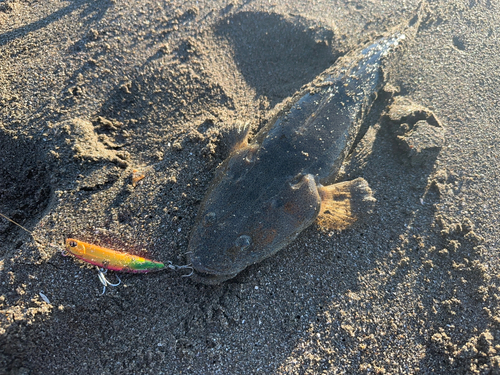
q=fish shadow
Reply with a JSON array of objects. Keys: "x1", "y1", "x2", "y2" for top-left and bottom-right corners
[
  {"x1": 243, "y1": 90, "x2": 491, "y2": 372},
  {"x1": 213, "y1": 11, "x2": 340, "y2": 106},
  {"x1": 362, "y1": 118, "x2": 491, "y2": 372}
]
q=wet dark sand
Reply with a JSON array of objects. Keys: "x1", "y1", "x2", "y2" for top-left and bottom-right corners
[{"x1": 1, "y1": 0, "x2": 500, "y2": 373}]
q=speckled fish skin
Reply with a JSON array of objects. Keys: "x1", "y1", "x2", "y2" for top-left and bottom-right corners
[{"x1": 188, "y1": 35, "x2": 405, "y2": 284}]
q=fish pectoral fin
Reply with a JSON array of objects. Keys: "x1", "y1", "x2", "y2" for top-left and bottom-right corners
[
  {"x1": 223, "y1": 120, "x2": 252, "y2": 155},
  {"x1": 316, "y1": 178, "x2": 375, "y2": 231}
]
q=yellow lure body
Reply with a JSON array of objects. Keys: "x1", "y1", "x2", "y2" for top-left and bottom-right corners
[{"x1": 65, "y1": 238, "x2": 165, "y2": 273}]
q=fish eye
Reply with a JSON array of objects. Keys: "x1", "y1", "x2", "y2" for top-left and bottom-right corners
[
  {"x1": 234, "y1": 235, "x2": 252, "y2": 251},
  {"x1": 203, "y1": 212, "x2": 216, "y2": 226},
  {"x1": 69, "y1": 240, "x2": 77, "y2": 247}
]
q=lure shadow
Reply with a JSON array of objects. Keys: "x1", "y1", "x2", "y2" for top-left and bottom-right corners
[{"x1": 0, "y1": 130, "x2": 51, "y2": 257}]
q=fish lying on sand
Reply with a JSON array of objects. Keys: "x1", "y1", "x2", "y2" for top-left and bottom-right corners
[{"x1": 188, "y1": 34, "x2": 405, "y2": 284}]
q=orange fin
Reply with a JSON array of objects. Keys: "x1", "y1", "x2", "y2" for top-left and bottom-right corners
[{"x1": 316, "y1": 178, "x2": 375, "y2": 231}]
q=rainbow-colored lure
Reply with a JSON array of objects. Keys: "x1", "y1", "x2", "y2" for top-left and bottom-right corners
[
  {"x1": 65, "y1": 238, "x2": 177, "y2": 294},
  {"x1": 65, "y1": 238, "x2": 165, "y2": 273}
]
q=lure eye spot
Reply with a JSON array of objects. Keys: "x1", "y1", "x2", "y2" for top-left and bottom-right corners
[{"x1": 69, "y1": 240, "x2": 78, "y2": 247}]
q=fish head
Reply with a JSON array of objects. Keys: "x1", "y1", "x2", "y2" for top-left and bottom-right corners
[{"x1": 188, "y1": 147, "x2": 321, "y2": 284}]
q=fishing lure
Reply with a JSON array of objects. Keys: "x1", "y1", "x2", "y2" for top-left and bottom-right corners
[
  {"x1": 0, "y1": 212, "x2": 192, "y2": 294},
  {"x1": 65, "y1": 238, "x2": 166, "y2": 273},
  {"x1": 65, "y1": 238, "x2": 172, "y2": 294},
  {"x1": 64, "y1": 238, "x2": 192, "y2": 293}
]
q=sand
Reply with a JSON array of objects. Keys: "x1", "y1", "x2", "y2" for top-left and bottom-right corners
[{"x1": 1, "y1": 0, "x2": 500, "y2": 373}]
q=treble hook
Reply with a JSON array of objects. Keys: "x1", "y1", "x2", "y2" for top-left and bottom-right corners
[
  {"x1": 166, "y1": 261, "x2": 194, "y2": 277},
  {"x1": 96, "y1": 267, "x2": 121, "y2": 295}
]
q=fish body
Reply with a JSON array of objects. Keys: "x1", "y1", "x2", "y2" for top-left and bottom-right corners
[
  {"x1": 65, "y1": 238, "x2": 165, "y2": 273},
  {"x1": 188, "y1": 35, "x2": 404, "y2": 284}
]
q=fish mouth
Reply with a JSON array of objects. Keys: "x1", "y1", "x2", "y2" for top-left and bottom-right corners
[
  {"x1": 190, "y1": 269, "x2": 239, "y2": 285},
  {"x1": 188, "y1": 254, "x2": 240, "y2": 285}
]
